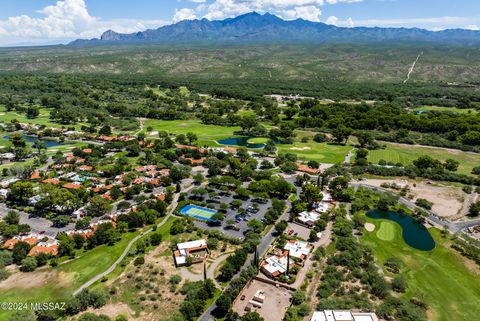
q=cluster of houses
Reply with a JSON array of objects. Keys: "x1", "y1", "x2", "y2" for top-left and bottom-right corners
[
  {"x1": 260, "y1": 239, "x2": 313, "y2": 279},
  {"x1": 2, "y1": 233, "x2": 59, "y2": 257},
  {"x1": 296, "y1": 192, "x2": 334, "y2": 228},
  {"x1": 259, "y1": 192, "x2": 334, "y2": 282}
]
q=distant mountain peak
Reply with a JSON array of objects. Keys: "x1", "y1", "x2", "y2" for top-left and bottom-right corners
[
  {"x1": 72, "y1": 12, "x2": 480, "y2": 46},
  {"x1": 100, "y1": 30, "x2": 121, "y2": 41}
]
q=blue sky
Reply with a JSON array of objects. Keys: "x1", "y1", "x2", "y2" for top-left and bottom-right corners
[{"x1": 0, "y1": 0, "x2": 479, "y2": 45}]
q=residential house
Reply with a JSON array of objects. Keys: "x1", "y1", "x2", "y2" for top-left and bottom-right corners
[
  {"x1": 260, "y1": 255, "x2": 294, "y2": 278},
  {"x1": 284, "y1": 239, "x2": 313, "y2": 262},
  {"x1": 173, "y1": 239, "x2": 209, "y2": 267}
]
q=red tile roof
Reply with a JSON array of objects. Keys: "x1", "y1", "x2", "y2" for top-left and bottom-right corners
[{"x1": 63, "y1": 183, "x2": 82, "y2": 189}]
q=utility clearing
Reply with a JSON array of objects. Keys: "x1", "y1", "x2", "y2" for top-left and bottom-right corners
[{"x1": 403, "y1": 51, "x2": 423, "y2": 83}]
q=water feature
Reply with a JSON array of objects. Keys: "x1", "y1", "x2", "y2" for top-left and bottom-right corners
[
  {"x1": 367, "y1": 210, "x2": 435, "y2": 251},
  {"x1": 3, "y1": 135, "x2": 63, "y2": 148},
  {"x1": 217, "y1": 137, "x2": 266, "y2": 149}
]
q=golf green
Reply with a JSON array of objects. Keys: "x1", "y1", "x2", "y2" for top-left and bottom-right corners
[{"x1": 376, "y1": 221, "x2": 395, "y2": 241}]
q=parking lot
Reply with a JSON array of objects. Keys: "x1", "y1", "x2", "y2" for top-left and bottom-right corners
[{"x1": 183, "y1": 187, "x2": 272, "y2": 239}]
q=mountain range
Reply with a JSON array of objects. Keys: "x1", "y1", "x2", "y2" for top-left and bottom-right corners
[{"x1": 71, "y1": 12, "x2": 480, "y2": 46}]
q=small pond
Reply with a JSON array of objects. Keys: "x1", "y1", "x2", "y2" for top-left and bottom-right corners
[
  {"x1": 3, "y1": 135, "x2": 63, "y2": 148},
  {"x1": 217, "y1": 137, "x2": 266, "y2": 149},
  {"x1": 367, "y1": 210, "x2": 436, "y2": 251}
]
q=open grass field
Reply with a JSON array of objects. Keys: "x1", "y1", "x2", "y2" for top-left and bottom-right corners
[
  {"x1": 144, "y1": 119, "x2": 240, "y2": 146},
  {"x1": 411, "y1": 106, "x2": 477, "y2": 114},
  {"x1": 376, "y1": 221, "x2": 395, "y2": 241},
  {"x1": 362, "y1": 219, "x2": 480, "y2": 321},
  {"x1": 0, "y1": 106, "x2": 63, "y2": 129},
  {"x1": 368, "y1": 142, "x2": 480, "y2": 176}
]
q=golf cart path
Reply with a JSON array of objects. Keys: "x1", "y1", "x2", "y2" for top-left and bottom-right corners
[{"x1": 73, "y1": 184, "x2": 195, "y2": 296}]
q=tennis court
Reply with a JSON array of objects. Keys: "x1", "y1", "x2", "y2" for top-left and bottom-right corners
[{"x1": 179, "y1": 204, "x2": 218, "y2": 221}]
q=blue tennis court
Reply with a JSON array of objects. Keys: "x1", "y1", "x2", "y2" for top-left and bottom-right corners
[{"x1": 179, "y1": 204, "x2": 218, "y2": 221}]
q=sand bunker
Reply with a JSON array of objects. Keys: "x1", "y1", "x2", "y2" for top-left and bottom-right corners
[
  {"x1": 290, "y1": 147, "x2": 311, "y2": 151},
  {"x1": 365, "y1": 223, "x2": 375, "y2": 232}
]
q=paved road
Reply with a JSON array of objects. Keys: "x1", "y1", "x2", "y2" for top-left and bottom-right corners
[
  {"x1": 73, "y1": 183, "x2": 196, "y2": 296},
  {"x1": 350, "y1": 182, "x2": 480, "y2": 234},
  {"x1": 197, "y1": 187, "x2": 298, "y2": 321}
]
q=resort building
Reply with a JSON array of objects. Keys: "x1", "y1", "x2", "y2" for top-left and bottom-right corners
[
  {"x1": 283, "y1": 239, "x2": 313, "y2": 262},
  {"x1": 311, "y1": 310, "x2": 379, "y2": 321},
  {"x1": 173, "y1": 239, "x2": 209, "y2": 267}
]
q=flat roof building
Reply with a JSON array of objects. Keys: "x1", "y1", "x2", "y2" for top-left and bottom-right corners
[
  {"x1": 174, "y1": 239, "x2": 209, "y2": 267},
  {"x1": 311, "y1": 310, "x2": 378, "y2": 321},
  {"x1": 284, "y1": 239, "x2": 313, "y2": 261}
]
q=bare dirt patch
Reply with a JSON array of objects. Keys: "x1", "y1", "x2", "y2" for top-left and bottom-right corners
[
  {"x1": 73, "y1": 303, "x2": 135, "y2": 321},
  {"x1": 0, "y1": 269, "x2": 72, "y2": 290},
  {"x1": 362, "y1": 178, "x2": 464, "y2": 218},
  {"x1": 106, "y1": 243, "x2": 187, "y2": 320},
  {"x1": 232, "y1": 279, "x2": 292, "y2": 320}
]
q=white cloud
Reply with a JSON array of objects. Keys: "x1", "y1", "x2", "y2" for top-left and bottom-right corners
[
  {"x1": 193, "y1": 0, "x2": 363, "y2": 22},
  {"x1": 0, "y1": 0, "x2": 167, "y2": 45},
  {"x1": 326, "y1": 15, "x2": 338, "y2": 25},
  {"x1": 465, "y1": 25, "x2": 479, "y2": 31},
  {"x1": 325, "y1": 15, "x2": 354, "y2": 27},
  {"x1": 351, "y1": 16, "x2": 478, "y2": 30},
  {"x1": 345, "y1": 17, "x2": 354, "y2": 27},
  {"x1": 281, "y1": 6, "x2": 322, "y2": 22},
  {"x1": 173, "y1": 8, "x2": 198, "y2": 23}
]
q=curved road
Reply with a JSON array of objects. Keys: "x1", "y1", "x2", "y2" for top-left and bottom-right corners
[{"x1": 73, "y1": 184, "x2": 194, "y2": 296}]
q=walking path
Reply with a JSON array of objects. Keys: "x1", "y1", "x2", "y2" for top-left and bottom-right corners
[
  {"x1": 344, "y1": 148, "x2": 355, "y2": 164},
  {"x1": 180, "y1": 253, "x2": 232, "y2": 288},
  {"x1": 73, "y1": 184, "x2": 195, "y2": 296}
]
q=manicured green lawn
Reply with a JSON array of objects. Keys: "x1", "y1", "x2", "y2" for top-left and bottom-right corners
[
  {"x1": 362, "y1": 218, "x2": 480, "y2": 321},
  {"x1": 0, "y1": 107, "x2": 87, "y2": 129},
  {"x1": 368, "y1": 142, "x2": 480, "y2": 176},
  {"x1": 143, "y1": 119, "x2": 240, "y2": 146},
  {"x1": 0, "y1": 231, "x2": 139, "y2": 319},
  {"x1": 376, "y1": 221, "x2": 395, "y2": 241},
  {"x1": 247, "y1": 137, "x2": 269, "y2": 144},
  {"x1": 277, "y1": 141, "x2": 351, "y2": 164}
]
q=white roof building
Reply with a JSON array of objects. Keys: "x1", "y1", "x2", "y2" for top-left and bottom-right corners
[
  {"x1": 313, "y1": 202, "x2": 331, "y2": 213},
  {"x1": 174, "y1": 239, "x2": 208, "y2": 266},
  {"x1": 284, "y1": 239, "x2": 312, "y2": 260},
  {"x1": 311, "y1": 310, "x2": 378, "y2": 321},
  {"x1": 260, "y1": 255, "x2": 294, "y2": 277},
  {"x1": 298, "y1": 211, "x2": 321, "y2": 226}
]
